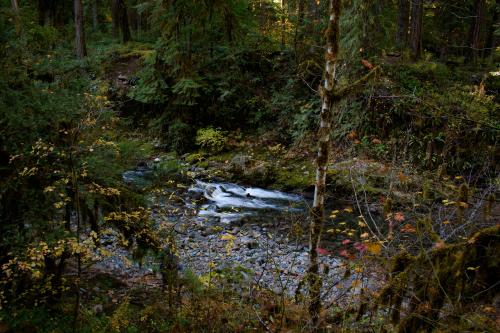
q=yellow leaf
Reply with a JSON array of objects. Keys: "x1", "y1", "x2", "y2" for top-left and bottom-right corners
[
  {"x1": 344, "y1": 207, "x2": 353, "y2": 213},
  {"x1": 360, "y1": 232, "x2": 369, "y2": 239},
  {"x1": 351, "y1": 279, "x2": 361, "y2": 288},
  {"x1": 366, "y1": 242, "x2": 382, "y2": 256},
  {"x1": 466, "y1": 266, "x2": 479, "y2": 271},
  {"x1": 220, "y1": 234, "x2": 235, "y2": 241}
]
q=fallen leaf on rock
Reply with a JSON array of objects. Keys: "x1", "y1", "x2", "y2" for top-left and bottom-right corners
[{"x1": 316, "y1": 247, "x2": 330, "y2": 255}]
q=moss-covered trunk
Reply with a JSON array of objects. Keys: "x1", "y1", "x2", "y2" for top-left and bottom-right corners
[{"x1": 308, "y1": 0, "x2": 340, "y2": 325}]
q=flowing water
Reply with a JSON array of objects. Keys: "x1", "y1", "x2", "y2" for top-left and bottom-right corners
[{"x1": 189, "y1": 180, "x2": 306, "y2": 224}]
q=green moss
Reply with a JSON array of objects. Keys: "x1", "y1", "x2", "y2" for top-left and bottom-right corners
[{"x1": 273, "y1": 165, "x2": 314, "y2": 191}]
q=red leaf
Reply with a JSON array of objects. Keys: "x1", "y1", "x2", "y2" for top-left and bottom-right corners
[
  {"x1": 394, "y1": 212, "x2": 405, "y2": 223},
  {"x1": 316, "y1": 247, "x2": 330, "y2": 255},
  {"x1": 361, "y1": 59, "x2": 374, "y2": 70},
  {"x1": 354, "y1": 242, "x2": 367, "y2": 254},
  {"x1": 342, "y1": 239, "x2": 351, "y2": 245},
  {"x1": 400, "y1": 224, "x2": 416, "y2": 233},
  {"x1": 339, "y1": 249, "x2": 350, "y2": 258}
]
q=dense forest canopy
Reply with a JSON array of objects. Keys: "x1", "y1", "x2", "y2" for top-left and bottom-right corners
[{"x1": 0, "y1": 0, "x2": 499, "y2": 332}]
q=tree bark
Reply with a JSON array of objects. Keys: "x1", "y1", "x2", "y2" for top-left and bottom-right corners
[
  {"x1": 308, "y1": 0, "x2": 341, "y2": 325},
  {"x1": 294, "y1": 0, "x2": 306, "y2": 57},
  {"x1": 128, "y1": 0, "x2": 138, "y2": 32},
  {"x1": 111, "y1": 0, "x2": 119, "y2": 38},
  {"x1": 11, "y1": 0, "x2": 21, "y2": 31},
  {"x1": 409, "y1": 0, "x2": 423, "y2": 60},
  {"x1": 281, "y1": 0, "x2": 286, "y2": 48},
  {"x1": 92, "y1": 0, "x2": 98, "y2": 31},
  {"x1": 484, "y1": 0, "x2": 500, "y2": 59},
  {"x1": 11, "y1": 0, "x2": 19, "y2": 13},
  {"x1": 118, "y1": 0, "x2": 132, "y2": 43},
  {"x1": 74, "y1": 0, "x2": 87, "y2": 59},
  {"x1": 37, "y1": 0, "x2": 47, "y2": 25},
  {"x1": 307, "y1": 0, "x2": 380, "y2": 326},
  {"x1": 396, "y1": 0, "x2": 410, "y2": 51},
  {"x1": 468, "y1": 0, "x2": 486, "y2": 63}
]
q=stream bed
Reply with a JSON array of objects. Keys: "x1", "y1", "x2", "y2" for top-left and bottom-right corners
[{"x1": 99, "y1": 167, "x2": 371, "y2": 301}]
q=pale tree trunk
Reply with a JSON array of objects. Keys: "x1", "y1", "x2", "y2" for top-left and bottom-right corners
[
  {"x1": 11, "y1": 0, "x2": 21, "y2": 31},
  {"x1": 308, "y1": 0, "x2": 340, "y2": 324},
  {"x1": 409, "y1": 0, "x2": 423, "y2": 60},
  {"x1": 74, "y1": 0, "x2": 87, "y2": 59},
  {"x1": 92, "y1": 0, "x2": 98, "y2": 31},
  {"x1": 396, "y1": 0, "x2": 409, "y2": 51},
  {"x1": 11, "y1": 0, "x2": 19, "y2": 12},
  {"x1": 308, "y1": 0, "x2": 379, "y2": 325}
]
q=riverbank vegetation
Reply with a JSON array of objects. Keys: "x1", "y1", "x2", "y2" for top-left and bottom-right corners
[{"x1": 1, "y1": 0, "x2": 499, "y2": 332}]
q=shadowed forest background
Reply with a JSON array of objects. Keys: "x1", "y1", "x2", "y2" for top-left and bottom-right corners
[{"x1": 0, "y1": 0, "x2": 499, "y2": 332}]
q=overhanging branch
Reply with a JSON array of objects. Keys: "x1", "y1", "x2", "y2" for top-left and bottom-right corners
[{"x1": 331, "y1": 66, "x2": 381, "y2": 99}]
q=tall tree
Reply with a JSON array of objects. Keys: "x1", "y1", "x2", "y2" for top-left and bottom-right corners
[
  {"x1": 396, "y1": 0, "x2": 410, "y2": 50},
  {"x1": 11, "y1": 0, "x2": 19, "y2": 13},
  {"x1": 294, "y1": 0, "x2": 306, "y2": 56},
  {"x1": 74, "y1": 0, "x2": 87, "y2": 58},
  {"x1": 111, "y1": 0, "x2": 119, "y2": 38},
  {"x1": 92, "y1": 0, "x2": 99, "y2": 31},
  {"x1": 308, "y1": 0, "x2": 341, "y2": 323},
  {"x1": 112, "y1": 0, "x2": 132, "y2": 42},
  {"x1": 484, "y1": 0, "x2": 500, "y2": 58},
  {"x1": 308, "y1": 0, "x2": 379, "y2": 324},
  {"x1": 409, "y1": 0, "x2": 423, "y2": 59},
  {"x1": 118, "y1": 0, "x2": 131, "y2": 42},
  {"x1": 11, "y1": 0, "x2": 21, "y2": 31},
  {"x1": 468, "y1": 0, "x2": 486, "y2": 63}
]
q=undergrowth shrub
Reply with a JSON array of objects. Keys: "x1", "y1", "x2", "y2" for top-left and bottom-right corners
[
  {"x1": 195, "y1": 127, "x2": 227, "y2": 153},
  {"x1": 165, "y1": 121, "x2": 194, "y2": 154}
]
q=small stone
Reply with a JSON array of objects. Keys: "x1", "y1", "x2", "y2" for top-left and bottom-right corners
[{"x1": 93, "y1": 304, "x2": 103, "y2": 314}]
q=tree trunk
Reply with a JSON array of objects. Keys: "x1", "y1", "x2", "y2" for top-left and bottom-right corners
[
  {"x1": 11, "y1": 0, "x2": 21, "y2": 31},
  {"x1": 281, "y1": 0, "x2": 286, "y2": 48},
  {"x1": 37, "y1": 0, "x2": 47, "y2": 25},
  {"x1": 468, "y1": 0, "x2": 486, "y2": 63},
  {"x1": 92, "y1": 0, "x2": 98, "y2": 31},
  {"x1": 308, "y1": 0, "x2": 341, "y2": 325},
  {"x1": 11, "y1": 0, "x2": 19, "y2": 12},
  {"x1": 396, "y1": 0, "x2": 410, "y2": 51},
  {"x1": 74, "y1": 0, "x2": 87, "y2": 59},
  {"x1": 409, "y1": 0, "x2": 423, "y2": 60},
  {"x1": 484, "y1": 0, "x2": 499, "y2": 59},
  {"x1": 128, "y1": 0, "x2": 138, "y2": 32},
  {"x1": 111, "y1": 0, "x2": 119, "y2": 38},
  {"x1": 118, "y1": 0, "x2": 132, "y2": 43},
  {"x1": 294, "y1": 0, "x2": 306, "y2": 57}
]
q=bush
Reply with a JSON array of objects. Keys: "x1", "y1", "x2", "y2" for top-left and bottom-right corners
[
  {"x1": 165, "y1": 121, "x2": 194, "y2": 154},
  {"x1": 195, "y1": 127, "x2": 227, "y2": 153}
]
